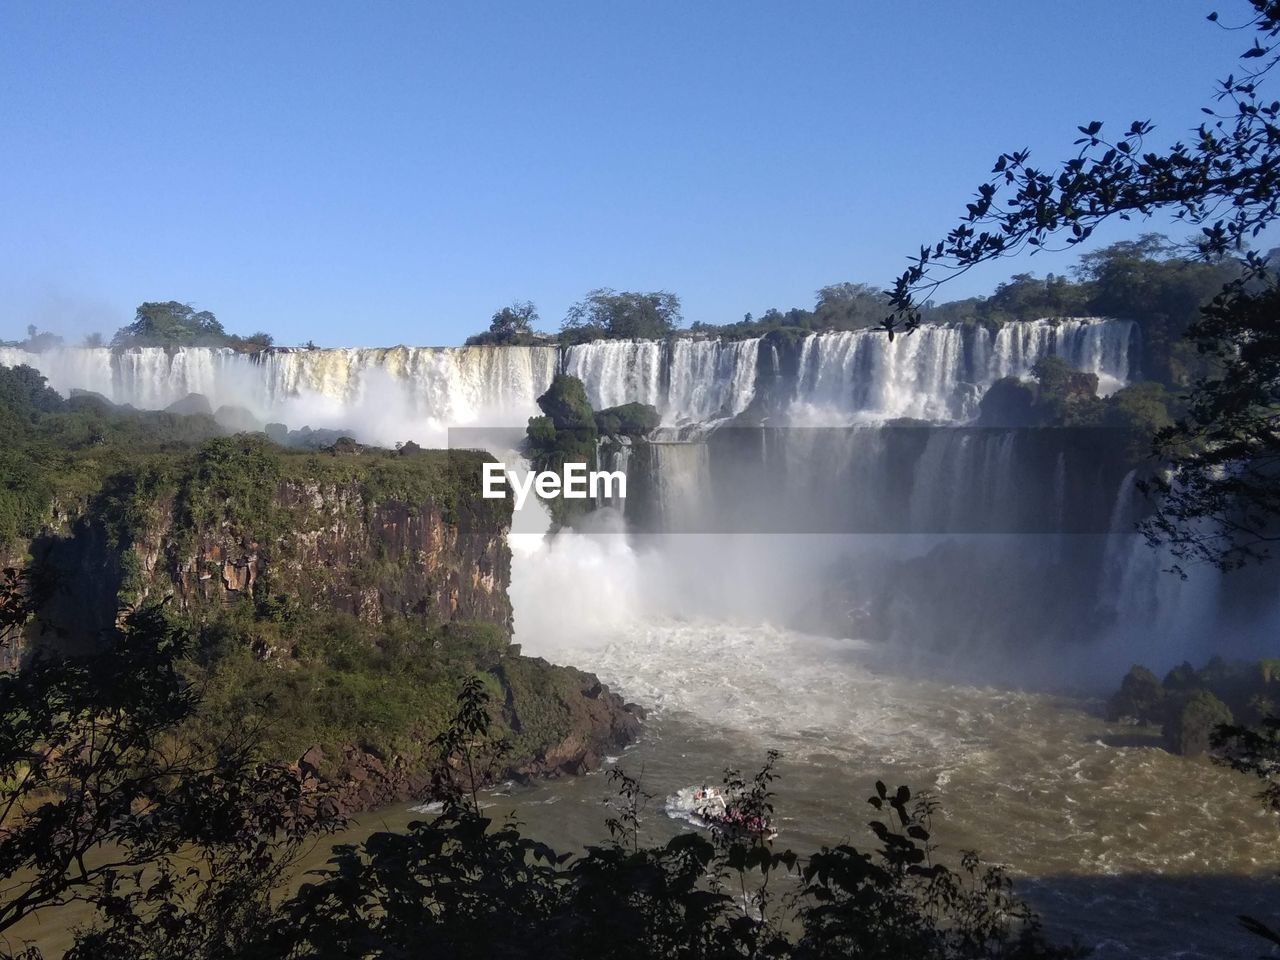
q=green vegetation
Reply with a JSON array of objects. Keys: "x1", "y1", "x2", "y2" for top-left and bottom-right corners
[
  {"x1": 0, "y1": 364, "x2": 502, "y2": 557},
  {"x1": 1105, "y1": 655, "x2": 1280, "y2": 756},
  {"x1": 1165, "y1": 690, "x2": 1235, "y2": 757},
  {"x1": 975, "y1": 355, "x2": 1178, "y2": 465},
  {"x1": 525, "y1": 374, "x2": 599, "y2": 473},
  {"x1": 190, "y1": 604, "x2": 518, "y2": 763},
  {"x1": 0, "y1": 364, "x2": 224, "y2": 550},
  {"x1": 692, "y1": 282, "x2": 893, "y2": 340},
  {"x1": 524, "y1": 374, "x2": 601, "y2": 526},
  {"x1": 879, "y1": 2, "x2": 1280, "y2": 573},
  {"x1": 594, "y1": 401, "x2": 661, "y2": 439},
  {"x1": 560, "y1": 288, "x2": 683, "y2": 343},
  {"x1": 0, "y1": 362, "x2": 529, "y2": 767},
  {"x1": 110, "y1": 301, "x2": 274, "y2": 351},
  {"x1": 523, "y1": 375, "x2": 659, "y2": 525},
  {"x1": 0, "y1": 603, "x2": 339, "y2": 955},
  {"x1": 0, "y1": 648, "x2": 1074, "y2": 959},
  {"x1": 465, "y1": 301, "x2": 544, "y2": 346}
]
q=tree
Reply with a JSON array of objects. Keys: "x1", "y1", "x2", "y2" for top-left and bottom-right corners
[
  {"x1": 262, "y1": 684, "x2": 1072, "y2": 960},
  {"x1": 884, "y1": 0, "x2": 1280, "y2": 572},
  {"x1": 82, "y1": 332, "x2": 105, "y2": 348},
  {"x1": 561, "y1": 289, "x2": 682, "y2": 342},
  {"x1": 466, "y1": 301, "x2": 540, "y2": 345},
  {"x1": 243, "y1": 331, "x2": 274, "y2": 349},
  {"x1": 490, "y1": 301, "x2": 537, "y2": 340},
  {"x1": 17, "y1": 326, "x2": 63, "y2": 353},
  {"x1": 111, "y1": 302, "x2": 227, "y2": 348},
  {"x1": 1075, "y1": 235, "x2": 1238, "y2": 384},
  {"x1": 813, "y1": 282, "x2": 888, "y2": 330},
  {"x1": 0, "y1": 602, "x2": 339, "y2": 956}
]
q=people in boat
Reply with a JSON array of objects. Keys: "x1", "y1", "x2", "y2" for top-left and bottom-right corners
[{"x1": 680, "y1": 784, "x2": 774, "y2": 838}]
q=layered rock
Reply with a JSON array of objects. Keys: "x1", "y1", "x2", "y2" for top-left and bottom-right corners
[
  {"x1": 293, "y1": 666, "x2": 643, "y2": 816},
  {"x1": 23, "y1": 443, "x2": 512, "y2": 642}
]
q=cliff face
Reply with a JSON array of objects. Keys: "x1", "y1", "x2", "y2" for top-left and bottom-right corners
[
  {"x1": 127, "y1": 480, "x2": 511, "y2": 630},
  {"x1": 298, "y1": 661, "x2": 644, "y2": 816},
  {"x1": 23, "y1": 442, "x2": 513, "y2": 644},
  {"x1": 13, "y1": 438, "x2": 642, "y2": 812}
]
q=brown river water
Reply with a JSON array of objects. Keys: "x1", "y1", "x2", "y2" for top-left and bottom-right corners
[
  {"x1": 11, "y1": 620, "x2": 1278, "y2": 959},
  {"x1": 479, "y1": 619, "x2": 1280, "y2": 960}
]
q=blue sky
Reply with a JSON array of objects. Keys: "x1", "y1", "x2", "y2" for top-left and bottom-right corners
[{"x1": 0, "y1": 1, "x2": 1253, "y2": 346}]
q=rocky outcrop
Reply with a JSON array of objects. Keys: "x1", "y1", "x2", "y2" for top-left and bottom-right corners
[
  {"x1": 500, "y1": 661, "x2": 644, "y2": 780},
  {"x1": 127, "y1": 480, "x2": 511, "y2": 630},
  {"x1": 292, "y1": 669, "x2": 643, "y2": 816},
  {"x1": 27, "y1": 463, "x2": 512, "y2": 642},
  {"x1": 10, "y1": 433, "x2": 642, "y2": 804}
]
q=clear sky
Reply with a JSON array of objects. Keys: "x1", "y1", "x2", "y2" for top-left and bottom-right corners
[{"x1": 0, "y1": 1, "x2": 1254, "y2": 346}]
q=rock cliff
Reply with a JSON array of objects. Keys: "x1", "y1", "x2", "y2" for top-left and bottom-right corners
[{"x1": 7, "y1": 431, "x2": 641, "y2": 812}]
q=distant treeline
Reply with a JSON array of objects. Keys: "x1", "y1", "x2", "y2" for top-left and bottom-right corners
[
  {"x1": 466, "y1": 234, "x2": 1252, "y2": 388},
  {"x1": 2, "y1": 301, "x2": 278, "y2": 354},
  {"x1": 3, "y1": 235, "x2": 1256, "y2": 390}
]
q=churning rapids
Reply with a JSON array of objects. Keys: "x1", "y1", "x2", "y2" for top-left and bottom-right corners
[
  {"x1": 7, "y1": 321, "x2": 1279, "y2": 958},
  {"x1": 502, "y1": 524, "x2": 1280, "y2": 960}
]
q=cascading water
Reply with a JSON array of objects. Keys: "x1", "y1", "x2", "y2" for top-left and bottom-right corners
[
  {"x1": 5, "y1": 319, "x2": 1275, "y2": 956},
  {"x1": 0, "y1": 344, "x2": 560, "y2": 444},
  {"x1": 989, "y1": 317, "x2": 1136, "y2": 392},
  {"x1": 562, "y1": 337, "x2": 760, "y2": 426},
  {"x1": 789, "y1": 317, "x2": 1135, "y2": 423},
  {"x1": 2, "y1": 318, "x2": 1130, "y2": 432}
]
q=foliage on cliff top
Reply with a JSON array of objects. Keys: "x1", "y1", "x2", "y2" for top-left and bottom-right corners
[
  {"x1": 525, "y1": 374, "x2": 598, "y2": 474},
  {"x1": 559, "y1": 289, "x2": 682, "y2": 344},
  {"x1": 0, "y1": 364, "x2": 225, "y2": 550},
  {"x1": 0, "y1": 364, "x2": 507, "y2": 553},
  {"x1": 110, "y1": 301, "x2": 274, "y2": 352},
  {"x1": 189, "y1": 602, "x2": 521, "y2": 762},
  {"x1": 595, "y1": 401, "x2": 661, "y2": 439},
  {"x1": 169, "y1": 434, "x2": 507, "y2": 546},
  {"x1": 975, "y1": 358, "x2": 1178, "y2": 465},
  {"x1": 465, "y1": 300, "x2": 547, "y2": 346}
]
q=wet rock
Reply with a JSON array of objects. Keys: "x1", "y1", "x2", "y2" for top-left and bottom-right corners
[
  {"x1": 300, "y1": 745, "x2": 325, "y2": 777},
  {"x1": 214, "y1": 404, "x2": 262, "y2": 433},
  {"x1": 165, "y1": 393, "x2": 213, "y2": 417}
]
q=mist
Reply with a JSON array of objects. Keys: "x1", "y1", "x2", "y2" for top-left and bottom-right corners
[{"x1": 3, "y1": 333, "x2": 1273, "y2": 696}]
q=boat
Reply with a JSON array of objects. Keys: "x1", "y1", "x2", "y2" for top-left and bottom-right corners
[{"x1": 664, "y1": 784, "x2": 777, "y2": 840}]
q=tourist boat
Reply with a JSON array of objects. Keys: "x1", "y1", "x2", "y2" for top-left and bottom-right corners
[{"x1": 664, "y1": 785, "x2": 777, "y2": 841}]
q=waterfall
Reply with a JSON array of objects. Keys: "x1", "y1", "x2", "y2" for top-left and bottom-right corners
[
  {"x1": 789, "y1": 318, "x2": 1135, "y2": 424},
  {"x1": 792, "y1": 325, "x2": 975, "y2": 422},
  {"x1": 4, "y1": 318, "x2": 1134, "y2": 434},
  {"x1": 0, "y1": 345, "x2": 116, "y2": 399},
  {"x1": 989, "y1": 317, "x2": 1135, "y2": 394},
  {"x1": 666, "y1": 337, "x2": 760, "y2": 424},
  {"x1": 1, "y1": 344, "x2": 559, "y2": 441},
  {"x1": 2, "y1": 316, "x2": 1263, "y2": 671},
  {"x1": 562, "y1": 337, "x2": 759, "y2": 425},
  {"x1": 561, "y1": 339, "x2": 664, "y2": 411},
  {"x1": 650, "y1": 441, "x2": 712, "y2": 532}
]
